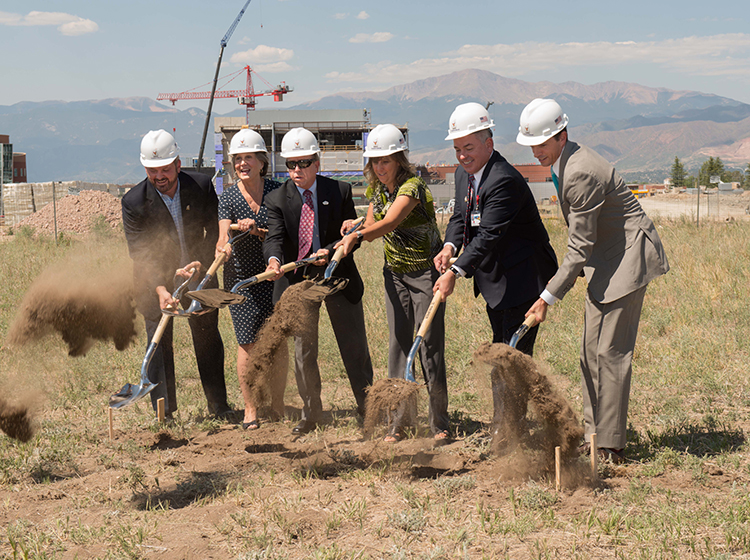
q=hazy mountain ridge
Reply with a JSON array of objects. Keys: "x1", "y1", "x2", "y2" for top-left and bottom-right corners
[{"x1": 2, "y1": 69, "x2": 748, "y2": 182}]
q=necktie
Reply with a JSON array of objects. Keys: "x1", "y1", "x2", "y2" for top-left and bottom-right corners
[
  {"x1": 463, "y1": 174, "x2": 475, "y2": 249},
  {"x1": 298, "y1": 189, "x2": 314, "y2": 260},
  {"x1": 551, "y1": 168, "x2": 560, "y2": 198}
]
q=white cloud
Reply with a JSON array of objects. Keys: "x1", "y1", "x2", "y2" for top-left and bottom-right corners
[
  {"x1": 334, "y1": 13, "x2": 348, "y2": 20},
  {"x1": 326, "y1": 34, "x2": 750, "y2": 85},
  {"x1": 356, "y1": 11, "x2": 370, "y2": 20},
  {"x1": 0, "y1": 10, "x2": 98, "y2": 35},
  {"x1": 252, "y1": 62, "x2": 295, "y2": 73},
  {"x1": 231, "y1": 45, "x2": 295, "y2": 67},
  {"x1": 349, "y1": 32, "x2": 394, "y2": 44}
]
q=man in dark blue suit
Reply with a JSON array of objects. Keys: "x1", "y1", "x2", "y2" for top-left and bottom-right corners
[
  {"x1": 433, "y1": 103, "x2": 558, "y2": 436},
  {"x1": 264, "y1": 127, "x2": 373, "y2": 435},
  {"x1": 122, "y1": 130, "x2": 229, "y2": 420},
  {"x1": 434, "y1": 103, "x2": 558, "y2": 353}
]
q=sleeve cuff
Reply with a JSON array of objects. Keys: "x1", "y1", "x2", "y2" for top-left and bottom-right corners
[
  {"x1": 540, "y1": 289, "x2": 558, "y2": 306},
  {"x1": 443, "y1": 242, "x2": 457, "y2": 256},
  {"x1": 450, "y1": 264, "x2": 466, "y2": 278}
]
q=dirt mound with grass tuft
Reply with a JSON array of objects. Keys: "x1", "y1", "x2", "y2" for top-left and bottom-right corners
[
  {"x1": 6, "y1": 255, "x2": 137, "y2": 357},
  {"x1": 13, "y1": 190, "x2": 123, "y2": 236},
  {"x1": 475, "y1": 342, "x2": 583, "y2": 473}
]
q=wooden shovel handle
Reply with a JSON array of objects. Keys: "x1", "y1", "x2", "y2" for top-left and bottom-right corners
[{"x1": 416, "y1": 290, "x2": 443, "y2": 338}]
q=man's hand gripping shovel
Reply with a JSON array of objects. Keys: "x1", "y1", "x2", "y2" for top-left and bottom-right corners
[{"x1": 108, "y1": 269, "x2": 198, "y2": 409}]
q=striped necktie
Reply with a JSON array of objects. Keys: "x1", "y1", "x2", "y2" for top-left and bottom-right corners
[
  {"x1": 463, "y1": 174, "x2": 475, "y2": 249},
  {"x1": 298, "y1": 189, "x2": 314, "y2": 260}
]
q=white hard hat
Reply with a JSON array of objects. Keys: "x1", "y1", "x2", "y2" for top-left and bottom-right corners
[
  {"x1": 229, "y1": 127, "x2": 267, "y2": 155},
  {"x1": 364, "y1": 124, "x2": 407, "y2": 157},
  {"x1": 516, "y1": 98, "x2": 569, "y2": 146},
  {"x1": 445, "y1": 102, "x2": 495, "y2": 141},
  {"x1": 280, "y1": 127, "x2": 320, "y2": 158},
  {"x1": 140, "y1": 129, "x2": 179, "y2": 168}
]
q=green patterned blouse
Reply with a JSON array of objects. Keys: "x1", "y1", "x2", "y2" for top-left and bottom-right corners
[{"x1": 365, "y1": 176, "x2": 443, "y2": 274}]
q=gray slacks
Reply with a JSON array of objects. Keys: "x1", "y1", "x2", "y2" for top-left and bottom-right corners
[
  {"x1": 294, "y1": 291, "x2": 373, "y2": 422},
  {"x1": 383, "y1": 266, "x2": 449, "y2": 434},
  {"x1": 581, "y1": 285, "x2": 647, "y2": 450}
]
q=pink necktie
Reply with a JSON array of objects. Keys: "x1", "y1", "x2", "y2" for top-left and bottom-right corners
[
  {"x1": 298, "y1": 189, "x2": 314, "y2": 260},
  {"x1": 463, "y1": 174, "x2": 475, "y2": 249}
]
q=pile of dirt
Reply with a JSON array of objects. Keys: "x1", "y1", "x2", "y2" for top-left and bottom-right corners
[
  {"x1": 244, "y1": 281, "x2": 318, "y2": 408},
  {"x1": 6, "y1": 256, "x2": 137, "y2": 357},
  {"x1": 13, "y1": 190, "x2": 122, "y2": 235},
  {"x1": 475, "y1": 342, "x2": 583, "y2": 467},
  {"x1": 363, "y1": 379, "x2": 420, "y2": 439}
]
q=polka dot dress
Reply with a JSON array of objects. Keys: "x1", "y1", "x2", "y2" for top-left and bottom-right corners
[{"x1": 218, "y1": 178, "x2": 280, "y2": 344}]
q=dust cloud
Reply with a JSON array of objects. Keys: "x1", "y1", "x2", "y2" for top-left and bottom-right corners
[
  {"x1": 363, "y1": 379, "x2": 420, "y2": 439},
  {"x1": 243, "y1": 281, "x2": 318, "y2": 408},
  {"x1": 6, "y1": 253, "x2": 137, "y2": 357},
  {"x1": 0, "y1": 397, "x2": 34, "y2": 442},
  {"x1": 475, "y1": 342, "x2": 583, "y2": 477}
]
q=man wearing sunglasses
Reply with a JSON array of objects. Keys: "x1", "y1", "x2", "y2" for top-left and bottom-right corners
[{"x1": 264, "y1": 127, "x2": 374, "y2": 435}]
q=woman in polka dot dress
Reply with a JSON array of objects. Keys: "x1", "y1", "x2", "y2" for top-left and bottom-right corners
[{"x1": 217, "y1": 128, "x2": 287, "y2": 429}]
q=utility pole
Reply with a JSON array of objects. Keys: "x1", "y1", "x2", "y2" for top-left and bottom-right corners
[{"x1": 695, "y1": 177, "x2": 700, "y2": 228}]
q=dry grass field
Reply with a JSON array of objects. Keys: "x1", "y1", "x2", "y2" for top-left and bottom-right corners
[{"x1": 0, "y1": 211, "x2": 749, "y2": 559}]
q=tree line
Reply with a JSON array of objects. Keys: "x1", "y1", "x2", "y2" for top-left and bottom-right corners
[{"x1": 670, "y1": 156, "x2": 750, "y2": 189}]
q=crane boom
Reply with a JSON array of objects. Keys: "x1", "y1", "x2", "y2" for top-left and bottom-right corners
[
  {"x1": 197, "y1": 0, "x2": 252, "y2": 171},
  {"x1": 221, "y1": 0, "x2": 251, "y2": 47}
]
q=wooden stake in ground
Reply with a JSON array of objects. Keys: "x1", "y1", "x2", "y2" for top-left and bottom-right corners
[
  {"x1": 555, "y1": 446, "x2": 561, "y2": 492},
  {"x1": 157, "y1": 398, "x2": 165, "y2": 423},
  {"x1": 590, "y1": 433, "x2": 598, "y2": 478},
  {"x1": 108, "y1": 408, "x2": 114, "y2": 440}
]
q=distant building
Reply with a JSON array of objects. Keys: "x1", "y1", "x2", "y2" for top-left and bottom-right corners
[
  {"x1": 13, "y1": 153, "x2": 27, "y2": 183},
  {"x1": 215, "y1": 109, "x2": 391, "y2": 204}
]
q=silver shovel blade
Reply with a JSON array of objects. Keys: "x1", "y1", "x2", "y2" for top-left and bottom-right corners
[
  {"x1": 187, "y1": 289, "x2": 247, "y2": 308},
  {"x1": 109, "y1": 380, "x2": 158, "y2": 409}
]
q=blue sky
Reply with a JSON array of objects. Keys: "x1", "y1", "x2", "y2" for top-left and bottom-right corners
[{"x1": 3, "y1": 0, "x2": 750, "y2": 113}]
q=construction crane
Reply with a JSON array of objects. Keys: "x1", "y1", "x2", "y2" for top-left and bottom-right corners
[
  {"x1": 157, "y1": 65, "x2": 292, "y2": 121},
  {"x1": 196, "y1": 0, "x2": 251, "y2": 172}
]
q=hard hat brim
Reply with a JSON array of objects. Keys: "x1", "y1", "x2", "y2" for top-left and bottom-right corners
[
  {"x1": 445, "y1": 123, "x2": 495, "y2": 141},
  {"x1": 140, "y1": 155, "x2": 178, "y2": 168},
  {"x1": 515, "y1": 132, "x2": 548, "y2": 147},
  {"x1": 363, "y1": 147, "x2": 407, "y2": 158},
  {"x1": 280, "y1": 149, "x2": 319, "y2": 158}
]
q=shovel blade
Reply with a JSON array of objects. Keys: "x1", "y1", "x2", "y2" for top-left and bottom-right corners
[
  {"x1": 301, "y1": 277, "x2": 349, "y2": 302},
  {"x1": 109, "y1": 381, "x2": 158, "y2": 409},
  {"x1": 187, "y1": 289, "x2": 246, "y2": 308}
]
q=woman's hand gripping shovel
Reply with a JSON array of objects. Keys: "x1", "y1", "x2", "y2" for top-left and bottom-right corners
[{"x1": 108, "y1": 269, "x2": 198, "y2": 409}]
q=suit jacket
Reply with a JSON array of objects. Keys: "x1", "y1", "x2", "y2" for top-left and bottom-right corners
[
  {"x1": 122, "y1": 171, "x2": 219, "y2": 320},
  {"x1": 263, "y1": 175, "x2": 364, "y2": 304},
  {"x1": 547, "y1": 141, "x2": 669, "y2": 304},
  {"x1": 445, "y1": 150, "x2": 558, "y2": 309}
]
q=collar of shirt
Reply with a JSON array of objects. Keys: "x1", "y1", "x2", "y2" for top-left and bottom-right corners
[
  {"x1": 472, "y1": 163, "x2": 488, "y2": 190},
  {"x1": 551, "y1": 140, "x2": 567, "y2": 178}
]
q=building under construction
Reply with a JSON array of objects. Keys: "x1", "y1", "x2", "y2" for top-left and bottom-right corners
[{"x1": 215, "y1": 109, "x2": 407, "y2": 203}]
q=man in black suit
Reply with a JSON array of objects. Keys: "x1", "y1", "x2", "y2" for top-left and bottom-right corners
[
  {"x1": 264, "y1": 127, "x2": 374, "y2": 435},
  {"x1": 434, "y1": 103, "x2": 558, "y2": 352},
  {"x1": 433, "y1": 103, "x2": 558, "y2": 434},
  {"x1": 122, "y1": 129, "x2": 229, "y2": 419}
]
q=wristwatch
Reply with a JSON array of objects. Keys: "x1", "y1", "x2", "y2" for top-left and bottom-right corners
[
  {"x1": 356, "y1": 231, "x2": 364, "y2": 242},
  {"x1": 449, "y1": 265, "x2": 461, "y2": 277}
]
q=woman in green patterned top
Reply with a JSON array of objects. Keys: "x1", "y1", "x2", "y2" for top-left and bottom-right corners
[{"x1": 337, "y1": 124, "x2": 449, "y2": 441}]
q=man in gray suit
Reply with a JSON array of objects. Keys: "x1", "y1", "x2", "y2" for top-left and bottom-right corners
[{"x1": 517, "y1": 99, "x2": 669, "y2": 463}]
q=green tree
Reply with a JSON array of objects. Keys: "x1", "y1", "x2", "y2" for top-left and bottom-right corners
[
  {"x1": 699, "y1": 157, "x2": 726, "y2": 187},
  {"x1": 670, "y1": 156, "x2": 687, "y2": 188},
  {"x1": 744, "y1": 163, "x2": 750, "y2": 188}
]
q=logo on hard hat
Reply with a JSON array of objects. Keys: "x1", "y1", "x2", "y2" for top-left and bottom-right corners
[
  {"x1": 373, "y1": 139, "x2": 378, "y2": 147},
  {"x1": 554, "y1": 116, "x2": 562, "y2": 125},
  {"x1": 524, "y1": 124, "x2": 530, "y2": 134},
  {"x1": 240, "y1": 139, "x2": 246, "y2": 146},
  {"x1": 294, "y1": 140, "x2": 300, "y2": 149},
  {"x1": 479, "y1": 115, "x2": 488, "y2": 124},
  {"x1": 152, "y1": 149, "x2": 158, "y2": 157},
  {"x1": 450, "y1": 121, "x2": 456, "y2": 131}
]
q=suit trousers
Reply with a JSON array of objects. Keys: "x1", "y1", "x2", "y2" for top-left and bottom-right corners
[
  {"x1": 581, "y1": 285, "x2": 647, "y2": 450},
  {"x1": 383, "y1": 266, "x2": 449, "y2": 434},
  {"x1": 294, "y1": 291, "x2": 373, "y2": 422},
  {"x1": 144, "y1": 307, "x2": 227, "y2": 417},
  {"x1": 486, "y1": 297, "x2": 539, "y2": 426}
]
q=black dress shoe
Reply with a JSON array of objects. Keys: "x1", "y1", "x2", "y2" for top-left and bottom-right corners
[{"x1": 292, "y1": 419, "x2": 317, "y2": 435}]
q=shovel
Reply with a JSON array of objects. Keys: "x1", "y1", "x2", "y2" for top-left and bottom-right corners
[
  {"x1": 509, "y1": 315, "x2": 537, "y2": 349},
  {"x1": 164, "y1": 226, "x2": 253, "y2": 317},
  {"x1": 109, "y1": 269, "x2": 197, "y2": 409},
  {"x1": 404, "y1": 290, "x2": 444, "y2": 383}
]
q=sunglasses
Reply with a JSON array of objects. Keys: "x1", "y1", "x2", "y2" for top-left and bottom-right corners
[{"x1": 285, "y1": 159, "x2": 316, "y2": 170}]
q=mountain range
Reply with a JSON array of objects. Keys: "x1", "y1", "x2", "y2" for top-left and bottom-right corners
[{"x1": 2, "y1": 68, "x2": 749, "y2": 184}]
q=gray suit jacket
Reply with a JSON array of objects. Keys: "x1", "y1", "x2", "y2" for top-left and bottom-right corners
[{"x1": 547, "y1": 141, "x2": 669, "y2": 304}]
